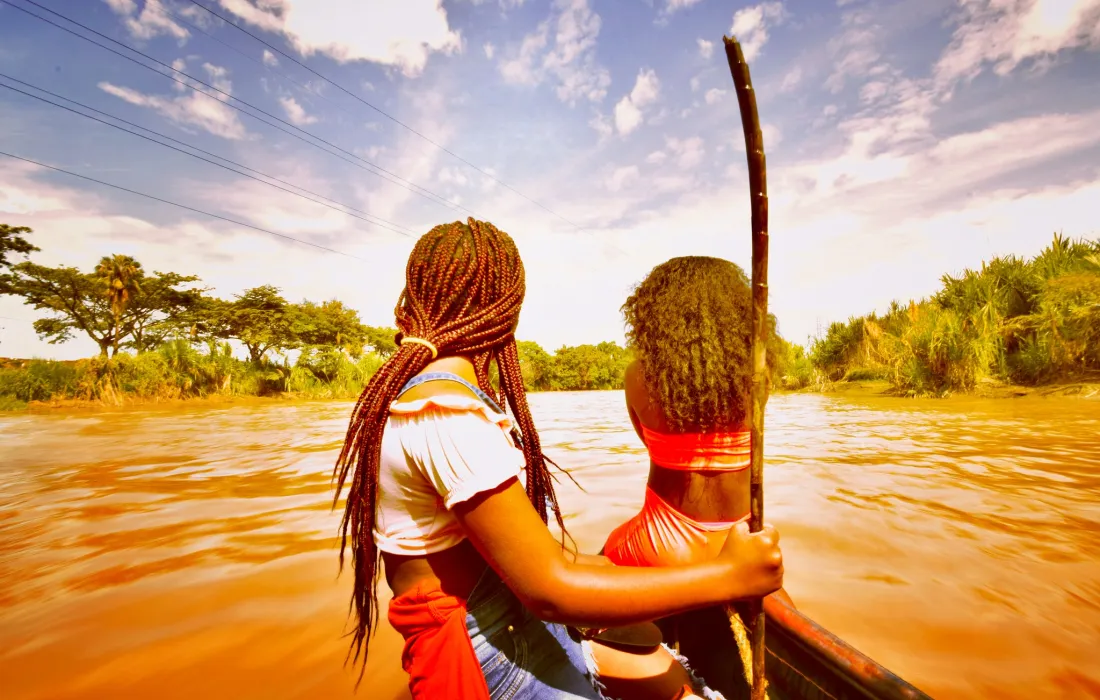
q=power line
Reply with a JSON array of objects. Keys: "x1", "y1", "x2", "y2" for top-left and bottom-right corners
[
  {"x1": 160, "y1": 4, "x2": 337, "y2": 112},
  {"x1": 185, "y1": 0, "x2": 588, "y2": 232},
  {"x1": 0, "y1": 74, "x2": 415, "y2": 238},
  {"x1": 14, "y1": 0, "x2": 468, "y2": 216},
  {"x1": 5, "y1": 0, "x2": 476, "y2": 219},
  {"x1": 0, "y1": 151, "x2": 366, "y2": 260}
]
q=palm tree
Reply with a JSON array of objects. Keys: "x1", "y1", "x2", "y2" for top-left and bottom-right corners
[{"x1": 95, "y1": 254, "x2": 144, "y2": 356}]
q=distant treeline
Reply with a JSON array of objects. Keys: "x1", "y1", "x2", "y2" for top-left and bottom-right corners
[
  {"x1": 777, "y1": 234, "x2": 1100, "y2": 396},
  {"x1": 0, "y1": 223, "x2": 634, "y2": 407},
  {"x1": 7, "y1": 223, "x2": 1090, "y2": 407}
]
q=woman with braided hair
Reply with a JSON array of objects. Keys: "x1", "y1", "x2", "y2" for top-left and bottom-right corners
[{"x1": 333, "y1": 219, "x2": 784, "y2": 700}]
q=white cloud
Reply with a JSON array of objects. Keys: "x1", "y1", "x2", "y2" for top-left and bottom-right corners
[
  {"x1": 763, "y1": 123, "x2": 783, "y2": 150},
  {"x1": 645, "y1": 150, "x2": 667, "y2": 164},
  {"x1": 262, "y1": 49, "x2": 279, "y2": 67},
  {"x1": 499, "y1": 26, "x2": 549, "y2": 85},
  {"x1": 102, "y1": 0, "x2": 189, "y2": 43},
  {"x1": 665, "y1": 136, "x2": 705, "y2": 168},
  {"x1": 0, "y1": 162, "x2": 81, "y2": 216},
  {"x1": 613, "y1": 101, "x2": 644, "y2": 136},
  {"x1": 661, "y1": 0, "x2": 705, "y2": 19},
  {"x1": 498, "y1": 0, "x2": 611, "y2": 105},
  {"x1": 697, "y1": 38, "x2": 715, "y2": 59},
  {"x1": 730, "y1": 2, "x2": 787, "y2": 62},
  {"x1": 690, "y1": 76, "x2": 701, "y2": 92},
  {"x1": 279, "y1": 95, "x2": 318, "y2": 126},
  {"x1": 779, "y1": 65, "x2": 802, "y2": 92},
  {"x1": 606, "y1": 165, "x2": 639, "y2": 192},
  {"x1": 438, "y1": 167, "x2": 469, "y2": 186},
  {"x1": 213, "y1": 0, "x2": 463, "y2": 78},
  {"x1": 483, "y1": 42, "x2": 496, "y2": 59},
  {"x1": 613, "y1": 68, "x2": 661, "y2": 136},
  {"x1": 935, "y1": 0, "x2": 1100, "y2": 89},
  {"x1": 352, "y1": 88, "x2": 456, "y2": 225},
  {"x1": 589, "y1": 112, "x2": 614, "y2": 139},
  {"x1": 823, "y1": 9, "x2": 882, "y2": 93},
  {"x1": 704, "y1": 88, "x2": 726, "y2": 105},
  {"x1": 785, "y1": 106, "x2": 1100, "y2": 222},
  {"x1": 98, "y1": 62, "x2": 248, "y2": 140},
  {"x1": 464, "y1": 0, "x2": 526, "y2": 8}
]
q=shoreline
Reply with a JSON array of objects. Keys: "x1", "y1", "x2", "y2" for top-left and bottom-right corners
[
  {"x1": 790, "y1": 378, "x2": 1100, "y2": 401},
  {"x1": 4, "y1": 379, "x2": 1099, "y2": 414}
]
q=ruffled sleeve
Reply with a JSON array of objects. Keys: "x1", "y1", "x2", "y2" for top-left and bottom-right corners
[{"x1": 390, "y1": 395, "x2": 526, "y2": 509}]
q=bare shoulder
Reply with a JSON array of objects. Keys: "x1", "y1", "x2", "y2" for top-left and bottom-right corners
[
  {"x1": 624, "y1": 358, "x2": 669, "y2": 430},
  {"x1": 623, "y1": 359, "x2": 649, "y2": 411},
  {"x1": 394, "y1": 358, "x2": 485, "y2": 405}
]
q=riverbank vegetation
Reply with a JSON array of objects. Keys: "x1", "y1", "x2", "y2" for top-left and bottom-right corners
[
  {"x1": 792, "y1": 234, "x2": 1100, "y2": 397},
  {"x1": 0, "y1": 224, "x2": 641, "y2": 408},
  {"x1": 3, "y1": 224, "x2": 1095, "y2": 407}
]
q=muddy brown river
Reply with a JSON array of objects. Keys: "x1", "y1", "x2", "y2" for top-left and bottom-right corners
[{"x1": 2, "y1": 391, "x2": 1099, "y2": 699}]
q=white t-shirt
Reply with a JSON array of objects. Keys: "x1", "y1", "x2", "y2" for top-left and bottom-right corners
[{"x1": 373, "y1": 393, "x2": 527, "y2": 556}]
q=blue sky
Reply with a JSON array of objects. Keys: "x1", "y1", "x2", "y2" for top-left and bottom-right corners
[{"x1": 1, "y1": 0, "x2": 1099, "y2": 359}]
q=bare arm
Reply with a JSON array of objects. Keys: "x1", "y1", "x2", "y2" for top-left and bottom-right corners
[
  {"x1": 562, "y1": 542, "x2": 612, "y2": 567},
  {"x1": 453, "y1": 478, "x2": 782, "y2": 627}
]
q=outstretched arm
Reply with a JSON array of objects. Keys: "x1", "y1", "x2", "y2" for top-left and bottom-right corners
[{"x1": 454, "y1": 477, "x2": 782, "y2": 628}]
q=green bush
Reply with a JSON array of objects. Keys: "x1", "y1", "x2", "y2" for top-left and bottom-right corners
[{"x1": 807, "y1": 234, "x2": 1100, "y2": 396}]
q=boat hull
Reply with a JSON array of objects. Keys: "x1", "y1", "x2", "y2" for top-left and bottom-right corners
[
  {"x1": 656, "y1": 599, "x2": 932, "y2": 700},
  {"x1": 763, "y1": 596, "x2": 931, "y2": 700}
]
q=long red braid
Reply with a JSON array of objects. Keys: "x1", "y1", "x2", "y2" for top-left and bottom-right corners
[{"x1": 332, "y1": 218, "x2": 569, "y2": 670}]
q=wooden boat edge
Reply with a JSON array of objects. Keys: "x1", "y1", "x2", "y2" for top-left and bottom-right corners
[{"x1": 763, "y1": 596, "x2": 933, "y2": 700}]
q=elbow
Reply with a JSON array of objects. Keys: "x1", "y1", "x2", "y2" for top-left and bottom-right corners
[{"x1": 515, "y1": 561, "x2": 573, "y2": 623}]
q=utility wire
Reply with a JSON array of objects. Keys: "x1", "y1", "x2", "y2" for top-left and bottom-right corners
[
  {"x1": 185, "y1": 0, "x2": 587, "y2": 232},
  {"x1": 0, "y1": 151, "x2": 366, "y2": 260},
  {"x1": 161, "y1": 4, "x2": 337, "y2": 112},
  {"x1": 5, "y1": 0, "x2": 476, "y2": 219},
  {"x1": 0, "y1": 74, "x2": 415, "y2": 238}
]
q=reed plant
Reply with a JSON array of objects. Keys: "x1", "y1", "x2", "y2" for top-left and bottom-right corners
[{"x1": 807, "y1": 234, "x2": 1100, "y2": 396}]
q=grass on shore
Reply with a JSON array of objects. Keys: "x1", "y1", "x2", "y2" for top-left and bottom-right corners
[{"x1": 0, "y1": 340, "x2": 386, "y2": 411}]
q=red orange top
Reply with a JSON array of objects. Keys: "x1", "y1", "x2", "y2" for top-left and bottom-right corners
[{"x1": 640, "y1": 425, "x2": 751, "y2": 471}]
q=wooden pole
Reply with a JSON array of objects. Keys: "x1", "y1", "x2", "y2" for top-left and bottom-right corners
[{"x1": 723, "y1": 35, "x2": 769, "y2": 700}]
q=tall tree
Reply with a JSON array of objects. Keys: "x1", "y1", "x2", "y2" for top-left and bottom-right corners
[
  {"x1": 121, "y1": 271, "x2": 206, "y2": 353},
  {"x1": 0, "y1": 224, "x2": 39, "y2": 271},
  {"x1": 295, "y1": 299, "x2": 367, "y2": 355},
  {"x1": 221, "y1": 286, "x2": 299, "y2": 363},
  {"x1": 516, "y1": 340, "x2": 555, "y2": 391},
  {"x1": 1, "y1": 259, "x2": 202, "y2": 357},
  {"x1": 363, "y1": 325, "x2": 398, "y2": 358},
  {"x1": 95, "y1": 255, "x2": 144, "y2": 356},
  {"x1": 2, "y1": 262, "x2": 117, "y2": 356}
]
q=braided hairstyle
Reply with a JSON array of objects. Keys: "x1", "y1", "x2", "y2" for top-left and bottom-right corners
[{"x1": 333, "y1": 218, "x2": 568, "y2": 669}]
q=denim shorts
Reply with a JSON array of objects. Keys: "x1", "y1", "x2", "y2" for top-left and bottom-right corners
[
  {"x1": 464, "y1": 566, "x2": 726, "y2": 700},
  {"x1": 464, "y1": 566, "x2": 606, "y2": 700}
]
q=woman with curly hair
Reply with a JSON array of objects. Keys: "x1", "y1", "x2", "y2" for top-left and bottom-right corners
[
  {"x1": 602, "y1": 256, "x2": 793, "y2": 699},
  {"x1": 335, "y1": 221, "x2": 783, "y2": 700}
]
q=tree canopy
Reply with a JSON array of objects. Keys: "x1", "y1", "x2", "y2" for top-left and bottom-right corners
[{"x1": 0, "y1": 224, "x2": 39, "y2": 271}]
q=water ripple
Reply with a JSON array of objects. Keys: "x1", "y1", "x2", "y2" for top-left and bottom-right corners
[{"x1": 0, "y1": 393, "x2": 1098, "y2": 699}]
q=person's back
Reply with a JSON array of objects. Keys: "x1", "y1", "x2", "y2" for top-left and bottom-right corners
[
  {"x1": 332, "y1": 223, "x2": 784, "y2": 700},
  {"x1": 602, "y1": 256, "x2": 787, "y2": 698}
]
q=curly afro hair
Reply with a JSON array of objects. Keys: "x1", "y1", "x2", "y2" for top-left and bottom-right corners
[{"x1": 622, "y1": 256, "x2": 754, "y2": 433}]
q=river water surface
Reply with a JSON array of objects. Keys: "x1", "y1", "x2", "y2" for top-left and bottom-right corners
[{"x1": 2, "y1": 392, "x2": 1099, "y2": 699}]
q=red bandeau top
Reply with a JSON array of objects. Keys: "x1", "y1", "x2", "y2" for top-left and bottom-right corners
[{"x1": 640, "y1": 425, "x2": 751, "y2": 471}]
